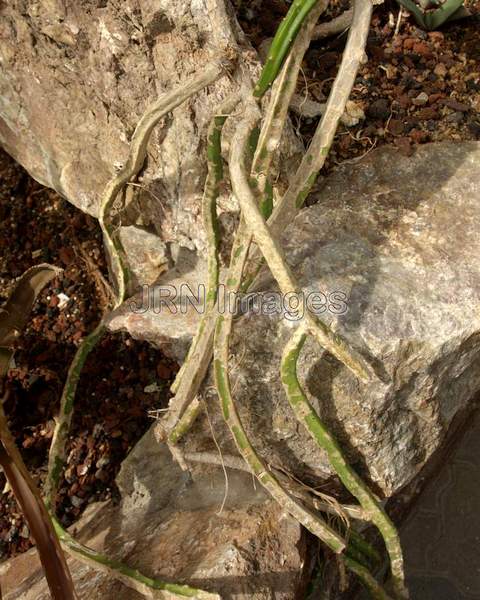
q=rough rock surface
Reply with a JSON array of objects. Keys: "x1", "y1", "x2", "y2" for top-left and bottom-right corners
[
  {"x1": 118, "y1": 224, "x2": 169, "y2": 287},
  {"x1": 1, "y1": 438, "x2": 305, "y2": 600},
  {"x1": 0, "y1": 0, "x2": 300, "y2": 268},
  {"x1": 114, "y1": 244, "x2": 209, "y2": 360},
  {"x1": 110, "y1": 142, "x2": 480, "y2": 496}
]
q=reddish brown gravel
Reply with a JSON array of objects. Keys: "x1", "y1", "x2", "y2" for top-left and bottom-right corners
[{"x1": 0, "y1": 149, "x2": 177, "y2": 559}]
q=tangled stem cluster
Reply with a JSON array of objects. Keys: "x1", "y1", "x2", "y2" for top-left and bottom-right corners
[{"x1": 45, "y1": 1, "x2": 409, "y2": 598}]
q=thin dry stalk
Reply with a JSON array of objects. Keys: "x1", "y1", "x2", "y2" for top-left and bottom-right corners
[
  {"x1": 269, "y1": 0, "x2": 373, "y2": 239},
  {"x1": 313, "y1": 8, "x2": 354, "y2": 39},
  {"x1": 0, "y1": 406, "x2": 77, "y2": 600}
]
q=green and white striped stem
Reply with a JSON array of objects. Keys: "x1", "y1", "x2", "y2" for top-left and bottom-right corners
[
  {"x1": 281, "y1": 325, "x2": 407, "y2": 599},
  {"x1": 53, "y1": 517, "x2": 219, "y2": 600},
  {"x1": 46, "y1": 63, "x2": 230, "y2": 595},
  {"x1": 171, "y1": 95, "x2": 240, "y2": 401},
  {"x1": 167, "y1": 3, "x2": 328, "y2": 440},
  {"x1": 229, "y1": 104, "x2": 376, "y2": 383},
  {"x1": 268, "y1": 0, "x2": 373, "y2": 240},
  {"x1": 213, "y1": 313, "x2": 346, "y2": 552},
  {"x1": 99, "y1": 60, "x2": 228, "y2": 309},
  {"x1": 344, "y1": 556, "x2": 393, "y2": 600},
  {"x1": 254, "y1": 0, "x2": 325, "y2": 97},
  {"x1": 212, "y1": 218, "x2": 391, "y2": 599},
  {"x1": 47, "y1": 62, "x2": 228, "y2": 500},
  {"x1": 45, "y1": 322, "x2": 106, "y2": 510}
]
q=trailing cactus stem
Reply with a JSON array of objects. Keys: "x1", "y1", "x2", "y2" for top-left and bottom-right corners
[
  {"x1": 204, "y1": 113, "x2": 227, "y2": 311},
  {"x1": 348, "y1": 528, "x2": 382, "y2": 565},
  {"x1": 241, "y1": 0, "x2": 329, "y2": 287},
  {"x1": 98, "y1": 60, "x2": 227, "y2": 308},
  {"x1": 229, "y1": 104, "x2": 376, "y2": 383},
  {"x1": 46, "y1": 69, "x2": 229, "y2": 493},
  {"x1": 167, "y1": 98, "x2": 240, "y2": 441},
  {"x1": 170, "y1": 95, "x2": 240, "y2": 401},
  {"x1": 52, "y1": 517, "x2": 219, "y2": 599},
  {"x1": 163, "y1": 310, "x2": 217, "y2": 434},
  {"x1": 167, "y1": 5, "x2": 331, "y2": 438},
  {"x1": 344, "y1": 557, "x2": 394, "y2": 600},
  {"x1": 281, "y1": 326, "x2": 408, "y2": 599},
  {"x1": 252, "y1": 0, "x2": 328, "y2": 198},
  {"x1": 268, "y1": 0, "x2": 373, "y2": 240},
  {"x1": 213, "y1": 277, "x2": 392, "y2": 595},
  {"x1": 45, "y1": 322, "x2": 106, "y2": 509},
  {"x1": 253, "y1": 0, "x2": 325, "y2": 97},
  {"x1": 168, "y1": 398, "x2": 202, "y2": 445},
  {"x1": 213, "y1": 310, "x2": 346, "y2": 552}
]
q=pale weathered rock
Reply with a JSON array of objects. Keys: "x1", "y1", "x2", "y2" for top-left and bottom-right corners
[
  {"x1": 118, "y1": 225, "x2": 169, "y2": 287},
  {"x1": 0, "y1": 0, "x2": 301, "y2": 274},
  {"x1": 110, "y1": 142, "x2": 480, "y2": 496},
  {"x1": 1, "y1": 438, "x2": 305, "y2": 600},
  {"x1": 109, "y1": 244, "x2": 208, "y2": 361}
]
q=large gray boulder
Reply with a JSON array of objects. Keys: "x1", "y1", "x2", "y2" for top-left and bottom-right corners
[
  {"x1": 110, "y1": 141, "x2": 480, "y2": 496},
  {"x1": 0, "y1": 0, "x2": 300, "y2": 269}
]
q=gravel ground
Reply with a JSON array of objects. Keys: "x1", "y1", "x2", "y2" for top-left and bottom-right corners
[
  {"x1": 0, "y1": 150, "x2": 177, "y2": 559},
  {"x1": 237, "y1": 0, "x2": 480, "y2": 176}
]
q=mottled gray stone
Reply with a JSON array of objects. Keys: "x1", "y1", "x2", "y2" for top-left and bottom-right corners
[
  {"x1": 111, "y1": 142, "x2": 480, "y2": 496},
  {"x1": 0, "y1": 0, "x2": 301, "y2": 275},
  {"x1": 108, "y1": 244, "x2": 208, "y2": 361}
]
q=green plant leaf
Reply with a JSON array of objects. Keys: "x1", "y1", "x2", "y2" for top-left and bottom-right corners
[
  {"x1": 425, "y1": 0, "x2": 466, "y2": 28},
  {"x1": 395, "y1": 0, "x2": 427, "y2": 28},
  {"x1": 253, "y1": 0, "x2": 320, "y2": 97},
  {"x1": 395, "y1": 0, "x2": 466, "y2": 30}
]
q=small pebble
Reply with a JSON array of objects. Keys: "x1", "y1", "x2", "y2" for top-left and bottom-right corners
[
  {"x1": 434, "y1": 63, "x2": 448, "y2": 78},
  {"x1": 76, "y1": 464, "x2": 89, "y2": 476},
  {"x1": 413, "y1": 42, "x2": 431, "y2": 57},
  {"x1": 388, "y1": 119, "x2": 404, "y2": 136},
  {"x1": 413, "y1": 92, "x2": 429, "y2": 106},
  {"x1": 417, "y1": 107, "x2": 440, "y2": 120},
  {"x1": 56, "y1": 292, "x2": 70, "y2": 310},
  {"x1": 70, "y1": 496, "x2": 84, "y2": 508},
  {"x1": 96, "y1": 456, "x2": 110, "y2": 469},
  {"x1": 441, "y1": 99, "x2": 470, "y2": 112},
  {"x1": 19, "y1": 525, "x2": 30, "y2": 539}
]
